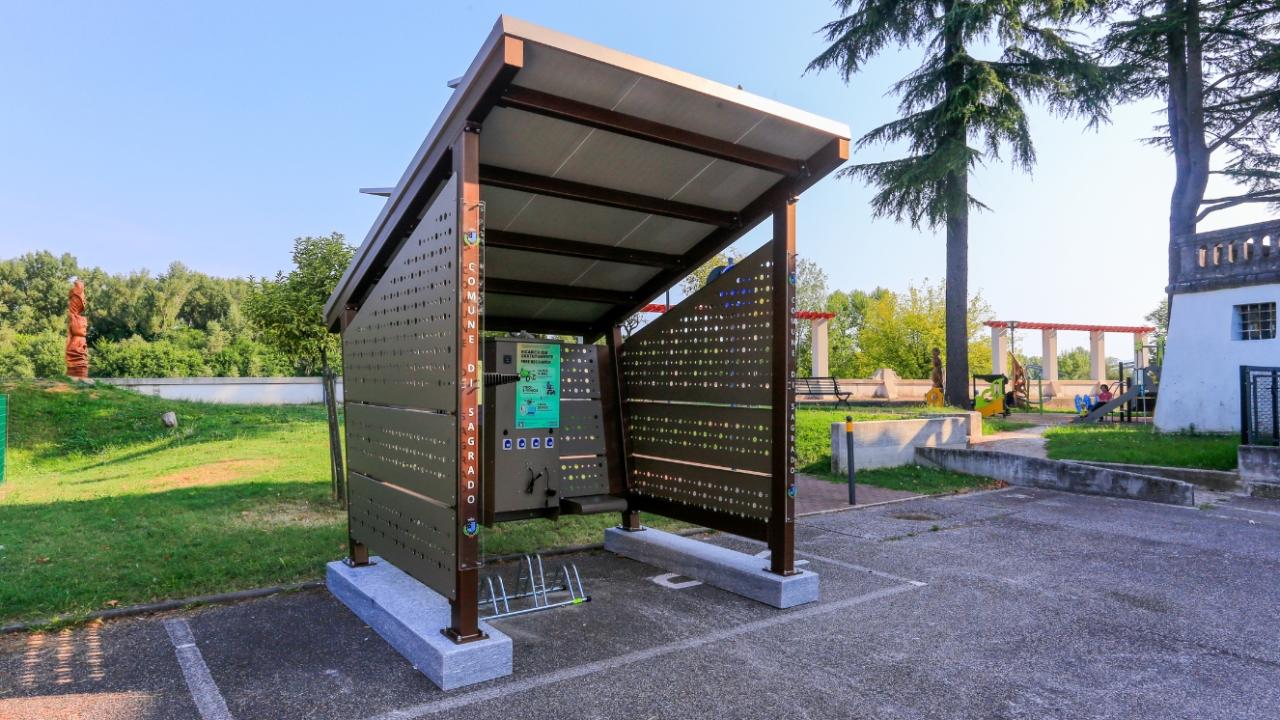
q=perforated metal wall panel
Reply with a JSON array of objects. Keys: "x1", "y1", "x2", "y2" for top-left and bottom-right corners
[
  {"x1": 345, "y1": 403, "x2": 457, "y2": 505},
  {"x1": 620, "y1": 241, "x2": 776, "y2": 534},
  {"x1": 558, "y1": 400, "x2": 607, "y2": 456},
  {"x1": 348, "y1": 472, "x2": 457, "y2": 598},
  {"x1": 342, "y1": 176, "x2": 461, "y2": 600},
  {"x1": 621, "y1": 243, "x2": 774, "y2": 405},
  {"x1": 627, "y1": 402, "x2": 770, "y2": 474},
  {"x1": 342, "y1": 180, "x2": 458, "y2": 412},
  {"x1": 629, "y1": 457, "x2": 771, "y2": 520},
  {"x1": 561, "y1": 344, "x2": 602, "y2": 399},
  {"x1": 559, "y1": 456, "x2": 610, "y2": 497}
]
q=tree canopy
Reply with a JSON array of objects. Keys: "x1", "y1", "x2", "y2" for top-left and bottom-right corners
[
  {"x1": 1102, "y1": 0, "x2": 1280, "y2": 247},
  {"x1": 808, "y1": 0, "x2": 1115, "y2": 405},
  {"x1": 0, "y1": 236, "x2": 352, "y2": 379},
  {"x1": 243, "y1": 234, "x2": 354, "y2": 375}
]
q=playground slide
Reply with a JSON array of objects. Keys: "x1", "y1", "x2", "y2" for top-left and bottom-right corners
[{"x1": 1073, "y1": 385, "x2": 1140, "y2": 423}]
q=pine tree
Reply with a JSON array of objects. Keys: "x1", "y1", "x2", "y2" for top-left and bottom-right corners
[
  {"x1": 1101, "y1": 0, "x2": 1280, "y2": 280},
  {"x1": 808, "y1": 0, "x2": 1114, "y2": 406}
]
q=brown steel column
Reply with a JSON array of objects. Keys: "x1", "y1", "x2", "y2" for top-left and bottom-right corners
[
  {"x1": 606, "y1": 325, "x2": 641, "y2": 531},
  {"x1": 768, "y1": 196, "x2": 797, "y2": 575},
  {"x1": 446, "y1": 122, "x2": 485, "y2": 643},
  {"x1": 340, "y1": 304, "x2": 369, "y2": 567}
]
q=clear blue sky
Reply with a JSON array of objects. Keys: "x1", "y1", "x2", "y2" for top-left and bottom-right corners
[{"x1": 1, "y1": 1, "x2": 1269, "y2": 359}]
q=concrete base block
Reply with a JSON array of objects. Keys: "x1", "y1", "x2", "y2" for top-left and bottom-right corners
[
  {"x1": 327, "y1": 558, "x2": 512, "y2": 691},
  {"x1": 604, "y1": 527, "x2": 818, "y2": 608}
]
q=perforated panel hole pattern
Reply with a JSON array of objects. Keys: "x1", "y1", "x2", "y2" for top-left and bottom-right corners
[
  {"x1": 346, "y1": 407, "x2": 454, "y2": 501},
  {"x1": 343, "y1": 180, "x2": 459, "y2": 410},
  {"x1": 627, "y1": 404, "x2": 769, "y2": 473},
  {"x1": 559, "y1": 405, "x2": 603, "y2": 446},
  {"x1": 621, "y1": 247, "x2": 774, "y2": 405},
  {"x1": 559, "y1": 458, "x2": 610, "y2": 497},
  {"x1": 348, "y1": 477, "x2": 454, "y2": 578},
  {"x1": 561, "y1": 344, "x2": 601, "y2": 399},
  {"x1": 630, "y1": 460, "x2": 771, "y2": 520}
]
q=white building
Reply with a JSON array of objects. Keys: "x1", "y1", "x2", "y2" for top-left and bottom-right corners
[{"x1": 1156, "y1": 220, "x2": 1280, "y2": 433}]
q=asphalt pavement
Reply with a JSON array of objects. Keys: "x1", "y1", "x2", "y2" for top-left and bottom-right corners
[{"x1": 4, "y1": 486, "x2": 1280, "y2": 720}]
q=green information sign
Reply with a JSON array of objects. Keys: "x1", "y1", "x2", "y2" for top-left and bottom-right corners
[{"x1": 514, "y1": 343, "x2": 560, "y2": 429}]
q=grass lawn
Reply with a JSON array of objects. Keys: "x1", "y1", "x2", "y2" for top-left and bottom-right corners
[
  {"x1": 809, "y1": 464, "x2": 999, "y2": 494},
  {"x1": 1043, "y1": 424, "x2": 1239, "y2": 470},
  {"x1": 795, "y1": 406, "x2": 904, "y2": 477},
  {"x1": 0, "y1": 380, "x2": 675, "y2": 626},
  {"x1": 795, "y1": 405, "x2": 996, "y2": 494}
]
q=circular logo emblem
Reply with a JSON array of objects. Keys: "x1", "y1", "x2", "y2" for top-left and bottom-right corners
[{"x1": 463, "y1": 519, "x2": 479, "y2": 536}]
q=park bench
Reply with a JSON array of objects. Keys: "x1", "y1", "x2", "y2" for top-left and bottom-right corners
[{"x1": 795, "y1": 377, "x2": 852, "y2": 408}]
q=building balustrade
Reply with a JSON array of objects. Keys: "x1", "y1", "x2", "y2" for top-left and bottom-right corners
[{"x1": 1171, "y1": 219, "x2": 1280, "y2": 294}]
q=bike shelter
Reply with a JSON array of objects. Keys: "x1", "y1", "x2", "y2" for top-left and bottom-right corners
[{"x1": 323, "y1": 16, "x2": 849, "y2": 690}]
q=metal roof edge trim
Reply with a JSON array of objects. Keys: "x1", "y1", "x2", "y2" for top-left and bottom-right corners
[{"x1": 497, "y1": 15, "x2": 852, "y2": 141}]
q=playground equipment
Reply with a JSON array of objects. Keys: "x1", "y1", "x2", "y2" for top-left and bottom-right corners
[
  {"x1": 924, "y1": 387, "x2": 944, "y2": 408},
  {"x1": 1072, "y1": 359, "x2": 1161, "y2": 423},
  {"x1": 321, "y1": 16, "x2": 849, "y2": 690},
  {"x1": 972, "y1": 374, "x2": 1009, "y2": 418}
]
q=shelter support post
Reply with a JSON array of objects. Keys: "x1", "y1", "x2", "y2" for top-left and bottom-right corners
[
  {"x1": 768, "y1": 196, "x2": 797, "y2": 576},
  {"x1": 605, "y1": 326, "x2": 641, "y2": 532},
  {"x1": 447, "y1": 122, "x2": 485, "y2": 644}
]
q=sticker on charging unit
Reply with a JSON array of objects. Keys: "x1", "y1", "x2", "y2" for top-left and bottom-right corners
[
  {"x1": 515, "y1": 343, "x2": 561, "y2": 429},
  {"x1": 502, "y1": 438, "x2": 512, "y2": 450},
  {"x1": 531, "y1": 437, "x2": 540, "y2": 449},
  {"x1": 517, "y1": 438, "x2": 527, "y2": 450}
]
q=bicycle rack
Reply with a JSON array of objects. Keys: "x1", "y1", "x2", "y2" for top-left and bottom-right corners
[{"x1": 478, "y1": 554, "x2": 590, "y2": 620}]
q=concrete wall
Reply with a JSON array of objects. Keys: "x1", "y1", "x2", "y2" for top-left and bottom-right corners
[
  {"x1": 1239, "y1": 445, "x2": 1280, "y2": 494},
  {"x1": 798, "y1": 376, "x2": 1100, "y2": 404},
  {"x1": 1156, "y1": 283, "x2": 1280, "y2": 432},
  {"x1": 98, "y1": 377, "x2": 340, "y2": 405},
  {"x1": 829, "y1": 415, "x2": 974, "y2": 473},
  {"x1": 916, "y1": 447, "x2": 1196, "y2": 506}
]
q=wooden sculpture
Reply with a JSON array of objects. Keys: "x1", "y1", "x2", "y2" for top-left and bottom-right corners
[{"x1": 66, "y1": 279, "x2": 89, "y2": 379}]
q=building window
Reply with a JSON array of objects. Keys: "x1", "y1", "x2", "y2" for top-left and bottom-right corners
[{"x1": 1235, "y1": 302, "x2": 1276, "y2": 341}]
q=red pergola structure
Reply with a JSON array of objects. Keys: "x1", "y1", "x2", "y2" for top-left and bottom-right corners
[
  {"x1": 985, "y1": 320, "x2": 1157, "y2": 385},
  {"x1": 324, "y1": 16, "x2": 849, "y2": 643}
]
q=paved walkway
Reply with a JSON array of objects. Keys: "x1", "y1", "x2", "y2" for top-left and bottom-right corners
[
  {"x1": 6, "y1": 488, "x2": 1280, "y2": 720},
  {"x1": 794, "y1": 472, "x2": 918, "y2": 515},
  {"x1": 969, "y1": 424, "x2": 1051, "y2": 458},
  {"x1": 969, "y1": 413, "x2": 1075, "y2": 459}
]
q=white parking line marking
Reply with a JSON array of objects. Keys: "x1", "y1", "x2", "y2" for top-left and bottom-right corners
[
  {"x1": 649, "y1": 573, "x2": 703, "y2": 589},
  {"x1": 164, "y1": 618, "x2": 234, "y2": 720},
  {"x1": 795, "y1": 551, "x2": 928, "y2": 587},
  {"x1": 739, "y1": 538, "x2": 925, "y2": 587},
  {"x1": 752, "y1": 549, "x2": 810, "y2": 566},
  {"x1": 361, "y1": 582, "x2": 922, "y2": 720}
]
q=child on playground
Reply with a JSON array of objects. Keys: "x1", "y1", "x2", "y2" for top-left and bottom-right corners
[{"x1": 1092, "y1": 383, "x2": 1114, "y2": 411}]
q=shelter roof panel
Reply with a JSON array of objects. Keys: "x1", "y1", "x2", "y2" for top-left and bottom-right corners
[
  {"x1": 483, "y1": 247, "x2": 660, "y2": 290},
  {"x1": 325, "y1": 16, "x2": 850, "y2": 334},
  {"x1": 485, "y1": 294, "x2": 612, "y2": 323},
  {"x1": 482, "y1": 186, "x2": 714, "y2": 256},
  {"x1": 481, "y1": 107, "x2": 779, "y2": 213}
]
